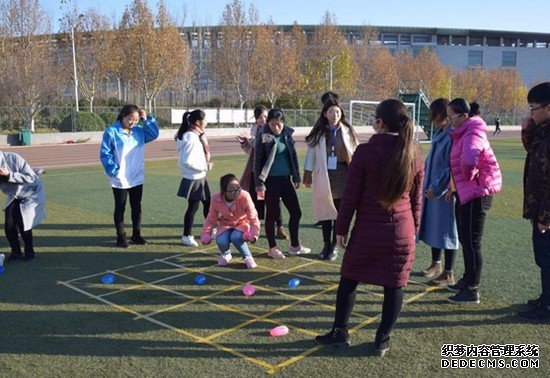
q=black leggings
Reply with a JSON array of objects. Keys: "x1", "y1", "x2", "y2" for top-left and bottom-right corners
[
  {"x1": 5, "y1": 199, "x2": 33, "y2": 252},
  {"x1": 334, "y1": 277, "x2": 403, "y2": 336},
  {"x1": 321, "y1": 198, "x2": 341, "y2": 244},
  {"x1": 431, "y1": 247, "x2": 457, "y2": 271},
  {"x1": 183, "y1": 198, "x2": 210, "y2": 236},
  {"x1": 456, "y1": 196, "x2": 493, "y2": 287},
  {"x1": 112, "y1": 185, "x2": 143, "y2": 236},
  {"x1": 248, "y1": 171, "x2": 282, "y2": 227},
  {"x1": 264, "y1": 176, "x2": 301, "y2": 248}
]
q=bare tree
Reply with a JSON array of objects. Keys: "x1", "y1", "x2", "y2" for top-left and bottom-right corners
[
  {"x1": 0, "y1": 0, "x2": 59, "y2": 131},
  {"x1": 210, "y1": 0, "x2": 258, "y2": 108},
  {"x1": 118, "y1": 0, "x2": 191, "y2": 112},
  {"x1": 60, "y1": 8, "x2": 117, "y2": 112}
]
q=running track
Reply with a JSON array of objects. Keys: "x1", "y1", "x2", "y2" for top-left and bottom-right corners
[{"x1": 0, "y1": 130, "x2": 520, "y2": 170}]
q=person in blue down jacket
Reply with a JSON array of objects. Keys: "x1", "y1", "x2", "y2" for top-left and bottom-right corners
[{"x1": 100, "y1": 104, "x2": 159, "y2": 248}]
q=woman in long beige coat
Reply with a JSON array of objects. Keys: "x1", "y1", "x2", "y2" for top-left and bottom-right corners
[{"x1": 303, "y1": 99, "x2": 359, "y2": 260}]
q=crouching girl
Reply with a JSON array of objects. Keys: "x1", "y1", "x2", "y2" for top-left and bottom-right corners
[{"x1": 200, "y1": 174, "x2": 260, "y2": 269}]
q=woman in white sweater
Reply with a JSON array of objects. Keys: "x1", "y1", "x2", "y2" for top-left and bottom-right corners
[{"x1": 175, "y1": 109, "x2": 213, "y2": 247}]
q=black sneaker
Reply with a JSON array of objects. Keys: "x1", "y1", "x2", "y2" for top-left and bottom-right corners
[
  {"x1": 318, "y1": 242, "x2": 331, "y2": 260},
  {"x1": 447, "y1": 289, "x2": 480, "y2": 304},
  {"x1": 23, "y1": 247, "x2": 35, "y2": 261},
  {"x1": 116, "y1": 233, "x2": 129, "y2": 248},
  {"x1": 447, "y1": 277, "x2": 466, "y2": 292},
  {"x1": 131, "y1": 235, "x2": 148, "y2": 245},
  {"x1": 315, "y1": 327, "x2": 350, "y2": 348},
  {"x1": 374, "y1": 331, "x2": 391, "y2": 357},
  {"x1": 527, "y1": 295, "x2": 542, "y2": 308},
  {"x1": 518, "y1": 306, "x2": 550, "y2": 322},
  {"x1": 7, "y1": 251, "x2": 23, "y2": 262}
]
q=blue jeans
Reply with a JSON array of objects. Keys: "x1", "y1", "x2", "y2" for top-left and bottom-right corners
[
  {"x1": 532, "y1": 220, "x2": 550, "y2": 306},
  {"x1": 216, "y1": 229, "x2": 251, "y2": 259}
]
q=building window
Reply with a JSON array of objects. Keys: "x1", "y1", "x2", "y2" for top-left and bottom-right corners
[
  {"x1": 468, "y1": 50, "x2": 483, "y2": 66},
  {"x1": 382, "y1": 33, "x2": 398, "y2": 45},
  {"x1": 469, "y1": 37, "x2": 483, "y2": 46},
  {"x1": 400, "y1": 34, "x2": 411, "y2": 45},
  {"x1": 452, "y1": 36, "x2": 466, "y2": 46},
  {"x1": 502, "y1": 51, "x2": 517, "y2": 67},
  {"x1": 437, "y1": 35, "x2": 449, "y2": 45},
  {"x1": 486, "y1": 37, "x2": 499, "y2": 46},
  {"x1": 412, "y1": 34, "x2": 431, "y2": 43}
]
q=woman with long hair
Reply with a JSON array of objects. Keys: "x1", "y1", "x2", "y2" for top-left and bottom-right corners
[
  {"x1": 100, "y1": 104, "x2": 159, "y2": 247},
  {"x1": 303, "y1": 99, "x2": 359, "y2": 261},
  {"x1": 175, "y1": 109, "x2": 212, "y2": 247},
  {"x1": 417, "y1": 98, "x2": 459, "y2": 286},
  {"x1": 445, "y1": 99, "x2": 502, "y2": 304},
  {"x1": 315, "y1": 99, "x2": 424, "y2": 357}
]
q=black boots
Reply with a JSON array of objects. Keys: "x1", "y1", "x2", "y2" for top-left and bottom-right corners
[
  {"x1": 315, "y1": 327, "x2": 350, "y2": 348},
  {"x1": 374, "y1": 331, "x2": 391, "y2": 357},
  {"x1": 23, "y1": 246, "x2": 35, "y2": 261},
  {"x1": 319, "y1": 242, "x2": 338, "y2": 261},
  {"x1": 131, "y1": 229, "x2": 148, "y2": 245},
  {"x1": 116, "y1": 233, "x2": 129, "y2": 248}
]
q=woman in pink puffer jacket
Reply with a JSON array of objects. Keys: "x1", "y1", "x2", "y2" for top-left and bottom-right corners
[{"x1": 446, "y1": 99, "x2": 502, "y2": 305}]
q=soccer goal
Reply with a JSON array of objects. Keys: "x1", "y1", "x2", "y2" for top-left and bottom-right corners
[{"x1": 349, "y1": 100, "x2": 426, "y2": 142}]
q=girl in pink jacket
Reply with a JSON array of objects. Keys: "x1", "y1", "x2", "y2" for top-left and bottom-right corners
[
  {"x1": 200, "y1": 174, "x2": 261, "y2": 269},
  {"x1": 446, "y1": 100, "x2": 502, "y2": 304}
]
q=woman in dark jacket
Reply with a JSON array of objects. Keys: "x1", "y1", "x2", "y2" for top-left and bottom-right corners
[
  {"x1": 254, "y1": 108, "x2": 310, "y2": 259},
  {"x1": 315, "y1": 99, "x2": 424, "y2": 357}
]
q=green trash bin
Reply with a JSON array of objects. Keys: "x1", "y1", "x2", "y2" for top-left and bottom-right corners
[{"x1": 19, "y1": 129, "x2": 32, "y2": 146}]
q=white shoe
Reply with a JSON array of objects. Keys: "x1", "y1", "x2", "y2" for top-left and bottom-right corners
[
  {"x1": 181, "y1": 235, "x2": 198, "y2": 247},
  {"x1": 212, "y1": 228, "x2": 218, "y2": 238},
  {"x1": 268, "y1": 247, "x2": 286, "y2": 260},
  {"x1": 288, "y1": 245, "x2": 311, "y2": 255},
  {"x1": 218, "y1": 253, "x2": 232, "y2": 266}
]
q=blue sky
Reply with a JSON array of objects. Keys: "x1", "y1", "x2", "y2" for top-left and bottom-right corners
[{"x1": 44, "y1": 0, "x2": 549, "y2": 33}]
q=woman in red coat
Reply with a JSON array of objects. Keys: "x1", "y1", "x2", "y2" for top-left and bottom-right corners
[{"x1": 315, "y1": 99, "x2": 424, "y2": 357}]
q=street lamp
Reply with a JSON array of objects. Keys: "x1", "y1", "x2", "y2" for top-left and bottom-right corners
[
  {"x1": 70, "y1": 13, "x2": 85, "y2": 112},
  {"x1": 328, "y1": 55, "x2": 337, "y2": 91}
]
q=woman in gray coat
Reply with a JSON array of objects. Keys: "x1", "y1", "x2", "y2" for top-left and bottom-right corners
[{"x1": 0, "y1": 151, "x2": 45, "y2": 261}]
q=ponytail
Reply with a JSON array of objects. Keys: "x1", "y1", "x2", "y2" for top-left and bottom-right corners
[{"x1": 175, "y1": 109, "x2": 206, "y2": 140}]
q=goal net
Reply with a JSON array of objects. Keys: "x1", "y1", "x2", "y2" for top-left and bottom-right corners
[{"x1": 349, "y1": 100, "x2": 426, "y2": 142}]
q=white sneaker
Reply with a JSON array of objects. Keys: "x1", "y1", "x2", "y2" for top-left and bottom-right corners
[
  {"x1": 181, "y1": 235, "x2": 198, "y2": 247},
  {"x1": 212, "y1": 228, "x2": 218, "y2": 238},
  {"x1": 268, "y1": 247, "x2": 286, "y2": 260},
  {"x1": 218, "y1": 253, "x2": 232, "y2": 266},
  {"x1": 288, "y1": 245, "x2": 311, "y2": 255}
]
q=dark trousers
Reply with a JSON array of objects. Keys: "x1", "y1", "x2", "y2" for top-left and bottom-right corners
[
  {"x1": 183, "y1": 198, "x2": 210, "y2": 236},
  {"x1": 532, "y1": 220, "x2": 550, "y2": 307},
  {"x1": 264, "y1": 176, "x2": 301, "y2": 248},
  {"x1": 112, "y1": 185, "x2": 143, "y2": 236},
  {"x1": 456, "y1": 195, "x2": 493, "y2": 287},
  {"x1": 334, "y1": 277, "x2": 403, "y2": 336},
  {"x1": 248, "y1": 172, "x2": 282, "y2": 227},
  {"x1": 321, "y1": 198, "x2": 341, "y2": 244},
  {"x1": 5, "y1": 199, "x2": 33, "y2": 253},
  {"x1": 431, "y1": 247, "x2": 457, "y2": 271}
]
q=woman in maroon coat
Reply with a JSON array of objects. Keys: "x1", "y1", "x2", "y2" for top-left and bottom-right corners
[{"x1": 315, "y1": 99, "x2": 424, "y2": 357}]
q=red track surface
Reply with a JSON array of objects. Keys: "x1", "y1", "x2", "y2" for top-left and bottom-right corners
[{"x1": 0, "y1": 130, "x2": 519, "y2": 170}]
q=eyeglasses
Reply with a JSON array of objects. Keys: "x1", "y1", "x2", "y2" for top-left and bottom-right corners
[
  {"x1": 227, "y1": 185, "x2": 242, "y2": 194},
  {"x1": 529, "y1": 104, "x2": 547, "y2": 113},
  {"x1": 448, "y1": 114, "x2": 463, "y2": 120}
]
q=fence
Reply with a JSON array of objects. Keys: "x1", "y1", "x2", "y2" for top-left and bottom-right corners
[{"x1": 0, "y1": 106, "x2": 322, "y2": 133}]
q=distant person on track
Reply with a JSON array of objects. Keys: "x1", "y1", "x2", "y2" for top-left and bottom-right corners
[
  {"x1": 0, "y1": 151, "x2": 45, "y2": 261},
  {"x1": 518, "y1": 82, "x2": 550, "y2": 322},
  {"x1": 100, "y1": 105, "x2": 159, "y2": 248},
  {"x1": 493, "y1": 117, "x2": 502, "y2": 135},
  {"x1": 176, "y1": 109, "x2": 212, "y2": 247}
]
